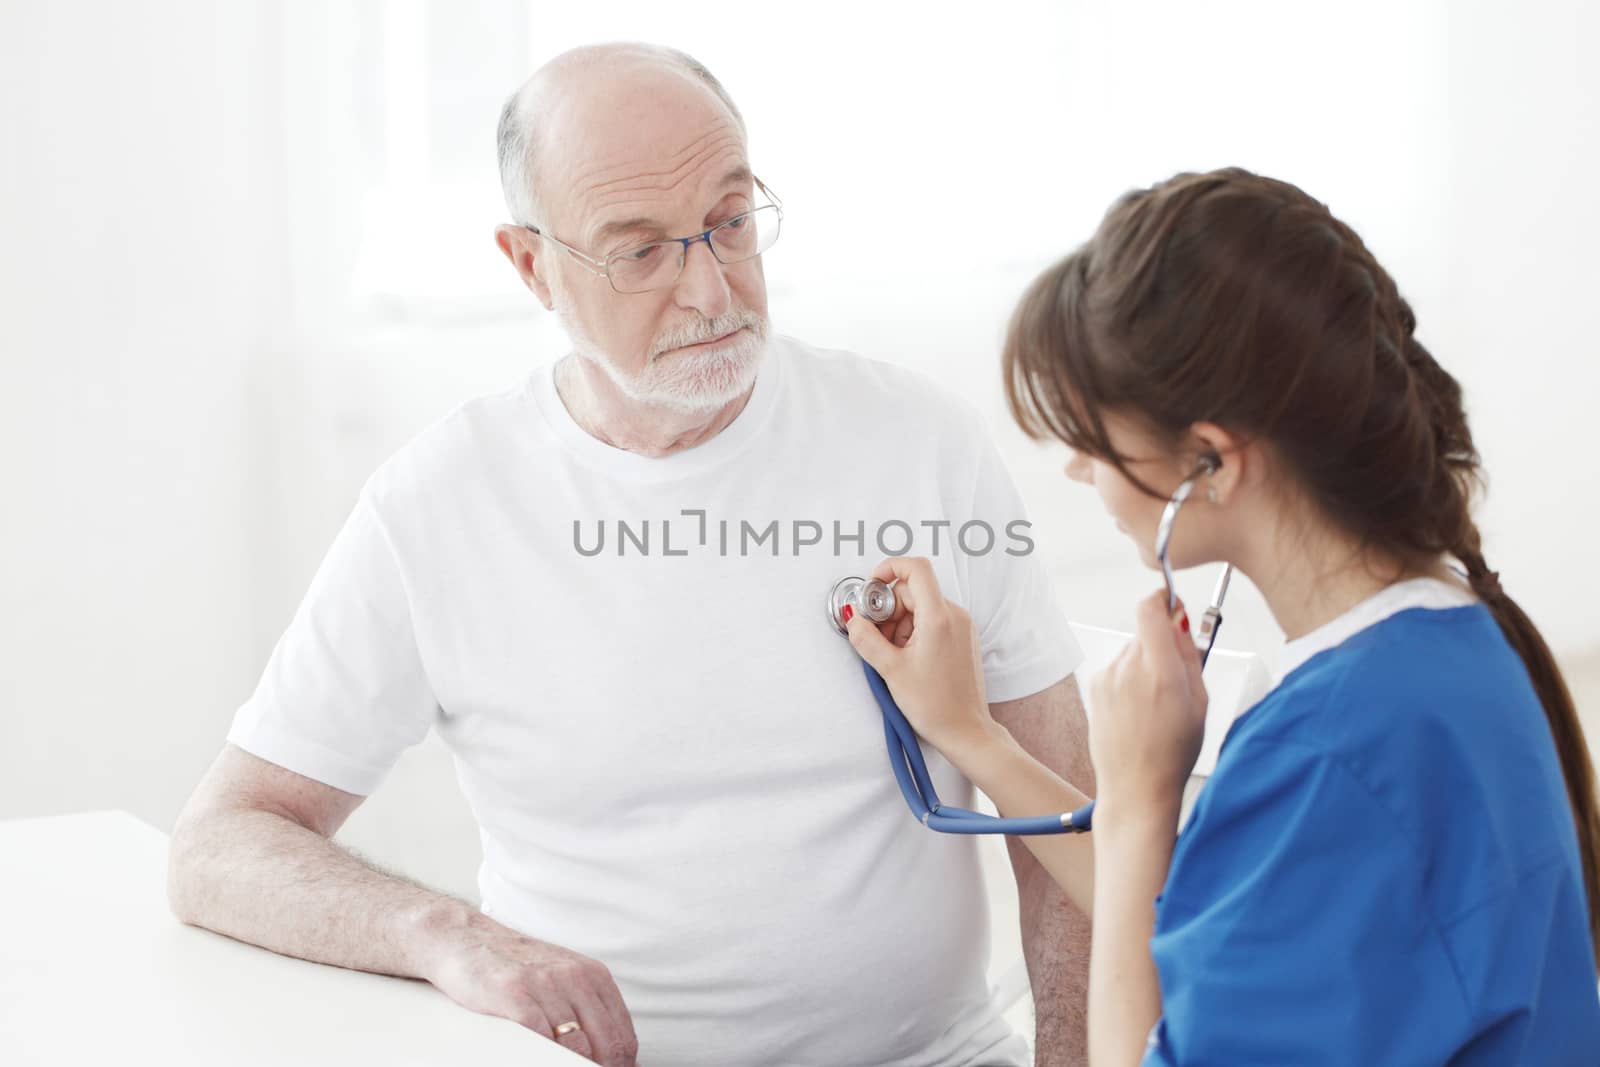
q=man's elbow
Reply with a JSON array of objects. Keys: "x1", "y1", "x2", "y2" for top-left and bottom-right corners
[
  {"x1": 166, "y1": 806, "x2": 205, "y2": 925},
  {"x1": 166, "y1": 796, "x2": 232, "y2": 926}
]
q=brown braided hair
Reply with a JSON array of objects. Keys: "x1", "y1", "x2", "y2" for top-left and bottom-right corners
[{"x1": 1001, "y1": 167, "x2": 1600, "y2": 961}]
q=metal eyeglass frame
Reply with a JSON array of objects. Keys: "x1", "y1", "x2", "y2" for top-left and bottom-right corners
[{"x1": 521, "y1": 177, "x2": 783, "y2": 294}]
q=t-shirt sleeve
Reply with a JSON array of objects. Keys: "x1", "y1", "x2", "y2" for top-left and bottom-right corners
[
  {"x1": 1142, "y1": 734, "x2": 1470, "y2": 1066},
  {"x1": 957, "y1": 415, "x2": 1083, "y2": 704},
  {"x1": 225, "y1": 482, "x2": 440, "y2": 796}
]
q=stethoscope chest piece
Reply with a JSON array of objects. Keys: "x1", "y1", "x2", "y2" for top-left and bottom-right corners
[{"x1": 826, "y1": 576, "x2": 897, "y2": 635}]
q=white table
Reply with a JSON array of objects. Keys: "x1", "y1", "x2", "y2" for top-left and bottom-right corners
[{"x1": 0, "y1": 810, "x2": 589, "y2": 1065}]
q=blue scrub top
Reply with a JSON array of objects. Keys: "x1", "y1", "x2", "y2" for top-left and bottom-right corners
[{"x1": 1143, "y1": 604, "x2": 1600, "y2": 1065}]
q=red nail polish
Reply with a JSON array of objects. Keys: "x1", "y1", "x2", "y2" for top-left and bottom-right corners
[
  {"x1": 841, "y1": 604, "x2": 854, "y2": 624},
  {"x1": 1180, "y1": 613, "x2": 1190, "y2": 634}
]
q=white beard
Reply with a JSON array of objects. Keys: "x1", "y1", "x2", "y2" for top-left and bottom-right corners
[{"x1": 550, "y1": 277, "x2": 770, "y2": 416}]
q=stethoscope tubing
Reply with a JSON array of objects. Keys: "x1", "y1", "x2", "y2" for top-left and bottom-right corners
[
  {"x1": 850, "y1": 457, "x2": 1230, "y2": 837},
  {"x1": 864, "y1": 659, "x2": 1088, "y2": 835},
  {"x1": 865, "y1": 598, "x2": 1225, "y2": 836}
]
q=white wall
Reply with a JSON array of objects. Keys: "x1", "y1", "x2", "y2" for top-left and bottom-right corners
[
  {"x1": 3, "y1": 2, "x2": 1597, "y2": 913},
  {"x1": 0, "y1": 1, "x2": 286, "y2": 823},
  {"x1": 1439, "y1": 0, "x2": 1600, "y2": 650}
]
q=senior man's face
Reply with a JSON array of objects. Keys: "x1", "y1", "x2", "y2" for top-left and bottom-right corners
[{"x1": 538, "y1": 84, "x2": 771, "y2": 414}]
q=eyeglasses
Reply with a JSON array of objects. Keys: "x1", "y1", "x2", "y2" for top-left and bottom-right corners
[{"x1": 524, "y1": 178, "x2": 783, "y2": 295}]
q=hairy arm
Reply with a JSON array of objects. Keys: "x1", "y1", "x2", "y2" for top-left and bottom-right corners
[
  {"x1": 166, "y1": 743, "x2": 458, "y2": 978},
  {"x1": 167, "y1": 743, "x2": 641, "y2": 1065},
  {"x1": 170, "y1": 803, "x2": 470, "y2": 971},
  {"x1": 988, "y1": 675, "x2": 1096, "y2": 1067}
]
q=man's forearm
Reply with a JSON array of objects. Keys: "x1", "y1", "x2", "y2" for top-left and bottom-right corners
[
  {"x1": 1015, "y1": 844, "x2": 1091, "y2": 1067},
  {"x1": 988, "y1": 676, "x2": 1097, "y2": 1067},
  {"x1": 166, "y1": 806, "x2": 464, "y2": 982}
]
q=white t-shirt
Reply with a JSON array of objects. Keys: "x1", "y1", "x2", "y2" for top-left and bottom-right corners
[{"x1": 228, "y1": 333, "x2": 1083, "y2": 1067}]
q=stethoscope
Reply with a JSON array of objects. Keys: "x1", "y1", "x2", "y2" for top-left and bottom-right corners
[{"x1": 827, "y1": 456, "x2": 1232, "y2": 836}]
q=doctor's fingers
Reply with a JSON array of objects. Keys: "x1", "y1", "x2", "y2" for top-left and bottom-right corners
[
  {"x1": 868, "y1": 556, "x2": 947, "y2": 619},
  {"x1": 845, "y1": 608, "x2": 904, "y2": 675},
  {"x1": 1132, "y1": 591, "x2": 1206, "y2": 706},
  {"x1": 1133, "y1": 592, "x2": 1200, "y2": 669},
  {"x1": 1095, "y1": 602, "x2": 1169, "y2": 700},
  {"x1": 889, "y1": 609, "x2": 915, "y2": 648}
]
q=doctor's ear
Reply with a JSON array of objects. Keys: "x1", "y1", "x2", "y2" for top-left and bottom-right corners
[{"x1": 1185, "y1": 422, "x2": 1247, "y2": 504}]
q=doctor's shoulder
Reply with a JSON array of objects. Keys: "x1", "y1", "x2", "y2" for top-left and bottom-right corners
[
  {"x1": 1206, "y1": 605, "x2": 1566, "y2": 860},
  {"x1": 1242, "y1": 605, "x2": 1528, "y2": 744}
]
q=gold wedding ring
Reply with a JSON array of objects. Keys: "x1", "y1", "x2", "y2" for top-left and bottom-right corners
[{"x1": 554, "y1": 1020, "x2": 582, "y2": 1038}]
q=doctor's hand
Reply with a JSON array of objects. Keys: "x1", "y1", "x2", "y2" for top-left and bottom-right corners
[
  {"x1": 1087, "y1": 590, "x2": 1208, "y2": 817},
  {"x1": 842, "y1": 556, "x2": 998, "y2": 754},
  {"x1": 420, "y1": 906, "x2": 641, "y2": 1066}
]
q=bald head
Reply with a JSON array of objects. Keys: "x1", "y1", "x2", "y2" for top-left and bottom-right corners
[
  {"x1": 496, "y1": 43, "x2": 747, "y2": 228},
  {"x1": 491, "y1": 43, "x2": 771, "y2": 417}
]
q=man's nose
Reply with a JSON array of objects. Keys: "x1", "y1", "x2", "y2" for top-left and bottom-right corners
[
  {"x1": 671, "y1": 235, "x2": 732, "y2": 319},
  {"x1": 1064, "y1": 451, "x2": 1093, "y2": 484}
]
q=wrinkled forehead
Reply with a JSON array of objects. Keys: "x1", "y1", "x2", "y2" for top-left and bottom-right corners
[{"x1": 537, "y1": 66, "x2": 751, "y2": 245}]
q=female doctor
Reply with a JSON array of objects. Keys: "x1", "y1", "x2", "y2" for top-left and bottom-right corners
[{"x1": 842, "y1": 168, "x2": 1600, "y2": 1065}]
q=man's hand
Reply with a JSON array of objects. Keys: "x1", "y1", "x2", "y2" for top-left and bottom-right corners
[{"x1": 417, "y1": 903, "x2": 640, "y2": 1067}]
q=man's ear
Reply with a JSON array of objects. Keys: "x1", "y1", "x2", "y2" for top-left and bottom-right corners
[
  {"x1": 494, "y1": 224, "x2": 554, "y2": 310},
  {"x1": 1186, "y1": 421, "x2": 1248, "y2": 504}
]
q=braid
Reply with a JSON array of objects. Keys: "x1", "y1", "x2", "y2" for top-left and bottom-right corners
[
  {"x1": 1319, "y1": 209, "x2": 1489, "y2": 573},
  {"x1": 1455, "y1": 539, "x2": 1508, "y2": 605}
]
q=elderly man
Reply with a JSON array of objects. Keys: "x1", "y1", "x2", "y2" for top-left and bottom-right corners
[{"x1": 168, "y1": 42, "x2": 1094, "y2": 1067}]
